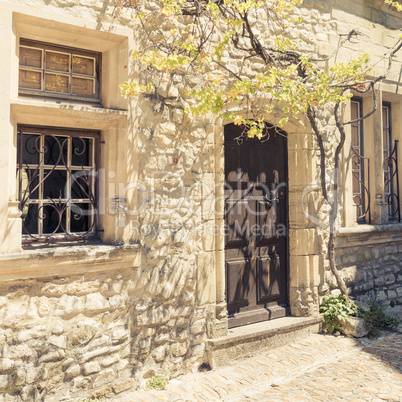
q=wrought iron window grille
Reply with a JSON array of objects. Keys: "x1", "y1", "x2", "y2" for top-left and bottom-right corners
[
  {"x1": 350, "y1": 140, "x2": 400, "y2": 224},
  {"x1": 351, "y1": 146, "x2": 371, "y2": 224},
  {"x1": 17, "y1": 126, "x2": 100, "y2": 243},
  {"x1": 384, "y1": 140, "x2": 401, "y2": 222}
]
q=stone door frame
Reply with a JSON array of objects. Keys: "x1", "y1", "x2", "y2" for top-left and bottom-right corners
[{"x1": 212, "y1": 114, "x2": 321, "y2": 338}]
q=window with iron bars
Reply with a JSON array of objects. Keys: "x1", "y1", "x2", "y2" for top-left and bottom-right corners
[
  {"x1": 17, "y1": 126, "x2": 100, "y2": 243},
  {"x1": 349, "y1": 99, "x2": 400, "y2": 224},
  {"x1": 351, "y1": 98, "x2": 371, "y2": 224},
  {"x1": 383, "y1": 102, "x2": 400, "y2": 221}
]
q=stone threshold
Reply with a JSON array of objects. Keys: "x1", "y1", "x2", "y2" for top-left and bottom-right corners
[{"x1": 206, "y1": 316, "x2": 322, "y2": 369}]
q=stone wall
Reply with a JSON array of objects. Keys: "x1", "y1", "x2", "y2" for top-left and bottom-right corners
[
  {"x1": 0, "y1": 258, "x2": 210, "y2": 400},
  {"x1": 332, "y1": 226, "x2": 402, "y2": 304}
]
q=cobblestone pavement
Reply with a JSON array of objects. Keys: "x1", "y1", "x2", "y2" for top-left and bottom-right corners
[{"x1": 115, "y1": 331, "x2": 402, "y2": 402}]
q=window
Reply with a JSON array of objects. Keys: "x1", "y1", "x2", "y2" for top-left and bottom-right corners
[
  {"x1": 348, "y1": 98, "x2": 401, "y2": 225},
  {"x1": 19, "y1": 39, "x2": 101, "y2": 102},
  {"x1": 17, "y1": 126, "x2": 99, "y2": 242},
  {"x1": 351, "y1": 98, "x2": 370, "y2": 223}
]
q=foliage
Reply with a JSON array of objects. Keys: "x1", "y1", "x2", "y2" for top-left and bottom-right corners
[
  {"x1": 319, "y1": 294, "x2": 359, "y2": 333},
  {"x1": 146, "y1": 375, "x2": 169, "y2": 391},
  {"x1": 115, "y1": 0, "x2": 387, "y2": 137},
  {"x1": 320, "y1": 295, "x2": 401, "y2": 336},
  {"x1": 385, "y1": 0, "x2": 402, "y2": 12},
  {"x1": 358, "y1": 300, "x2": 401, "y2": 334}
]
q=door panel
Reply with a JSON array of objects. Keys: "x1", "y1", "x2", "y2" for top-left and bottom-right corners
[
  {"x1": 257, "y1": 254, "x2": 280, "y2": 303},
  {"x1": 224, "y1": 123, "x2": 288, "y2": 328},
  {"x1": 226, "y1": 259, "x2": 250, "y2": 306}
]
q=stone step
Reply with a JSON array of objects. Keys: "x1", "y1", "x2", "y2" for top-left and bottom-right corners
[{"x1": 206, "y1": 316, "x2": 323, "y2": 369}]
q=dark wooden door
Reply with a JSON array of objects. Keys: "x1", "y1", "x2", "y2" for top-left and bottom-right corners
[{"x1": 224, "y1": 124, "x2": 288, "y2": 328}]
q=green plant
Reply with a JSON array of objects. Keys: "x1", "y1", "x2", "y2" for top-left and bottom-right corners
[
  {"x1": 146, "y1": 375, "x2": 169, "y2": 391},
  {"x1": 320, "y1": 294, "x2": 359, "y2": 333},
  {"x1": 358, "y1": 300, "x2": 401, "y2": 334}
]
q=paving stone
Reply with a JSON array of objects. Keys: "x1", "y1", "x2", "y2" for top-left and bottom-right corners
[{"x1": 114, "y1": 332, "x2": 402, "y2": 401}]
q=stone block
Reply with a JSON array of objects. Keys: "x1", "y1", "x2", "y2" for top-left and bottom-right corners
[
  {"x1": 13, "y1": 368, "x2": 26, "y2": 387},
  {"x1": 55, "y1": 294, "x2": 85, "y2": 316},
  {"x1": 7, "y1": 344, "x2": 32, "y2": 360},
  {"x1": 83, "y1": 361, "x2": 101, "y2": 376},
  {"x1": 93, "y1": 368, "x2": 115, "y2": 388},
  {"x1": 176, "y1": 329, "x2": 188, "y2": 341},
  {"x1": 191, "y1": 320, "x2": 205, "y2": 335},
  {"x1": 51, "y1": 324, "x2": 64, "y2": 336},
  {"x1": 41, "y1": 283, "x2": 66, "y2": 297},
  {"x1": 119, "y1": 344, "x2": 131, "y2": 359},
  {"x1": 26, "y1": 367, "x2": 43, "y2": 384},
  {"x1": 81, "y1": 347, "x2": 110, "y2": 363},
  {"x1": 154, "y1": 333, "x2": 170, "y2": 344},
  {"x1": 0, "y1": 375, "x2": 10, "y2": 391},
  {"x1": 342, "y1": 317, "x2": 369, "y2": 338},
  {"x1": 65, "y1": 364, "x2": 81, "y2": 380},
  {"x1": 162, "y1": 263, "x2": 184, "y2": 300},
  {"x1": 85, "y1": 293, "x2": 110, "y2": 312},
  {"x1": 70, "y1": 324, "x2": 95, "y2": 346},
  {"x1": 111, "y1": 328, "x2": 128, "y2": 345},
  {"x1": 73, "y1": 376, "x2": 92, "y2": 390},
  {"x1": 39, "y1": 350, "x2": 66, "y2": 363},
  {"x1": 65, "y1": 280, "x2": 100, "y2": 296},
  {"x1": 137, "y1": 305, "x2": 170, "y2": 326},
  {"x1": 374, "y1": 274, "x2": 395, "y2": 287},
  {"x1": 0, "y1": 359, "x2": 13, "y2": 373},
  {"x1": 139, "y1": 338, "x2": 151, "y2": 350},
  {"x1": 116, "y1": 359, "x2": 129, "y2": 373},
  {"x1": 172, "y1": 108, "x2": 184, "y2": 124},
  {"x1": 49, "y1": 335, "x2": 67, "y2": 349},
  {"x1": 112, "y1": 378, "x2": 136, "y2": 394},
  {"x1": 100, "y1": 354, "x2": 120, "y2": 368},
  {"x1": 151, "y1": 346, "x2": 166, "y2": 362},
  {"x1": 17, "y1": 327, "x2": 47, "y2": 343},
  {"x1": 197, "y1": 252, "x2": 215, "y2": 305},
  {"x1": 171, "y1": 342, "x2": 189, "y2": 357},
  {"x1": 108, "y1": 295, "x2": 126, "y2": 309},
  {"x1": 387, "y1": 290, "x2": 397, "y2": 299}
]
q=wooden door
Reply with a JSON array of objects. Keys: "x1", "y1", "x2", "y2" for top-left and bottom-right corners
[{"x1": 224, "y1": 123, "x2": 288, "y2": 328}]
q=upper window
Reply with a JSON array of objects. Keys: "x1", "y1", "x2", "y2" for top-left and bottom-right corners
[
  {"x1": 19, "y1": 39, "x2": 101, "y2": 103},
  {"x1": 17, "y1": 126, "x2": 100, "y2": 243}
]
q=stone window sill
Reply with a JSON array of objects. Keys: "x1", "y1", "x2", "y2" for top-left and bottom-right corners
[
  {"x1": 11, "y1": 99, "x2": 128, "y2": 123},
  {"x1": 0, "y1": 243, "x2": 141, "y2": 282},
  {"x1": 336, "y1": 223, "x2": 402, "y2": 248},
  {"x1": 338, "y1": 222, "x2": 402, "y2": 236}
]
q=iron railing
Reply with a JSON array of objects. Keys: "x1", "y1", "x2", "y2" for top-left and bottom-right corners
[
  {"x1": 351, "y1": 146, "x2": 371, "y2": 224},
  {"x1": 384, "y1": 140, "x2": 400, "y2": 222}
]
